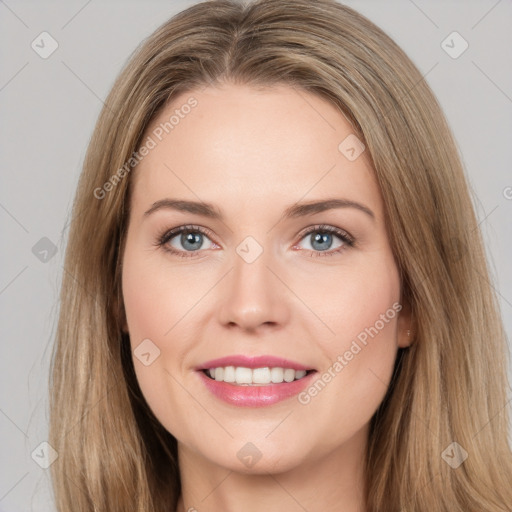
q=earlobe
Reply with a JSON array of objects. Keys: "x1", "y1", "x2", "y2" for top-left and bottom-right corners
[
  {"x1": 400, "y1": 328, "x2": 413, "y2": 348},
  {"x1": 397, "y1": 300, "x2": 414, "y2": 348}
]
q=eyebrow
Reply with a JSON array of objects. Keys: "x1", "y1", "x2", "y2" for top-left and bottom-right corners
[{"x1": 144, "y1": 198, "x2": 375, "y2": 221}]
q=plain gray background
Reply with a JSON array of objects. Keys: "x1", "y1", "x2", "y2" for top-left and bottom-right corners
[{"x1": 1, "y1": 1, "x2": 511, "y2": 510}]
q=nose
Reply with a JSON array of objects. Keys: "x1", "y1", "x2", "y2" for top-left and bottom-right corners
[{"x1": 216, "y1": 245, "x2": 290, "y2": 332}]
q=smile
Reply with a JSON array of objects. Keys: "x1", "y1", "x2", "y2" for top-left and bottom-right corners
[
  {"x1": 203, "y1": 366, "x2": 312, "y2": 385},
  {"x1": 196, "y1": 355, "x2": 318, "y2": 407}
]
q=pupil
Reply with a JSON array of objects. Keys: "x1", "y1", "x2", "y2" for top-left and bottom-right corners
[
  {"x1": 311, "y1": 232, "x2": 332, "y2": 251},
  {"x1": 182, "y1": 232, "x2": 202, "y2": 251}
]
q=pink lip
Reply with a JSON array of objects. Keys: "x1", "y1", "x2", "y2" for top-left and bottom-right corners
[
  {"x1": 197, "y1": 370, "x2": 317, "y2": 407},
  {"x1": 196, "y1": 355, "x2": 314, "y2": 371}
]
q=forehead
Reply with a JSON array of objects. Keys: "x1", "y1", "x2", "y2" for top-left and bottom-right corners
[{"x1": 130, "y1": 83, "x2": 381, "y2": 217}]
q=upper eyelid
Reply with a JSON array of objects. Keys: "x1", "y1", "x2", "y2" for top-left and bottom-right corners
[
  {"x1": 162, "y1": 224, "x2": 215, "y2": 239},
  {"x1": 298, "y1": 224, "x2": 352, "y2": 239}
]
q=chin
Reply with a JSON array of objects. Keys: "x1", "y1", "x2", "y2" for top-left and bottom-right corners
[{"x1": 200, "y1": 439, "x2": 312, "y2": 476}]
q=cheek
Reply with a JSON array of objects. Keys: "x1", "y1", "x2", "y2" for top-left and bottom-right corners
[
  {"x1": 298, "y1": 260, "x2": 401, "y2": 427},
  {"x1": 303, "y1": 256, "x2": 401, "y2": 404},
  {"x1": 122, "y1": 244, "x2": 196, "y2": 341},
  {"x1": 121, "y1": 242, "x2": 209, "y2": 441},
  {"x1": 336, "y1": 271, "x2": 400, "y2": 357},
  {"x1": 121, "y1": 246, "x2": 177, "y2": 418},
  {"x1": 297, "y1": 253, "x2": 401, "y2": 347}
]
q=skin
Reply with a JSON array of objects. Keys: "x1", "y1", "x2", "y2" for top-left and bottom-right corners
[{"x1": 121, "y1": 83, "x2": 412, "y2": 512}]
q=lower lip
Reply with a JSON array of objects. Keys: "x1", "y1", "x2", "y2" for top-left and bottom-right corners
[{"x1": 197, "y1": 370, "x2": 317, "y2": 407}]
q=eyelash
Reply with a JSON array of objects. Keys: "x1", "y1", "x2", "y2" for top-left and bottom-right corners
[{"x1": 155, "y1": 224, "x2": 355, "y2": 259}]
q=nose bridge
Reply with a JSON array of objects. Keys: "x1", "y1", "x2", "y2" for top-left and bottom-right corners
[{"x1": 216, "y1": 236, "x2": 289, "y2": 330}]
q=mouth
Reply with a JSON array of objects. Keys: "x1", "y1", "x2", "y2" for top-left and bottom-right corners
[
  {"x1": 195, "y1": 355, "x2": 318, "y2": 405},
  {"x1": 201, "y1": 366, "x2": 317, "y2": 386}
]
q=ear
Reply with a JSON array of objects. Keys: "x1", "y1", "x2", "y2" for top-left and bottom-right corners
[{"x1": 396, "y1": 298, "x2": 414, "y2": 348}]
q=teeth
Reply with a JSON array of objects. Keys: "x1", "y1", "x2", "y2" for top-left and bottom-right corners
[
  {"x1": 223, "y1": 365, "x2": 236, "y2": 382},
  {"x1": 214, "y1": 367, "x2": 224, "y2": 382},
  {"x1": 253, "y1": 367, "x2": 271, "y2": 384},
  {"x1": 270, "y1": 367, "x2": 283, "y2": 383},
  {"x1": 235, "y1": 367, "x2": 252, "y2": 384},
  {"x1": 206, "y1": 366, "x2": 308, "y2": 385},
  {"x1": 284, "y1": 368, "x2": 295, "y2": 382}
]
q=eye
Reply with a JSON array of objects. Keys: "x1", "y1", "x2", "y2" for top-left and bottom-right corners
[
  {"x1": 156, "y1": 223, "x2": 355, "y2": 259},
  {"x1": 294, "y1": 224, "x2": 355, "y2": 257},
  {"x1": 156, "y1": 225, "x2": 217, "y2": 258}
]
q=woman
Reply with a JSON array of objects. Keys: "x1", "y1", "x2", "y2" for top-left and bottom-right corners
[{"x1": 48, "y1": 0, "x2": 512, "y2": 510}]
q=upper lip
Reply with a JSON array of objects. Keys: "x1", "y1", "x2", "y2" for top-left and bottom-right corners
[{"x1": 196, "y1": 355, "x2": 315, "y2": 372}]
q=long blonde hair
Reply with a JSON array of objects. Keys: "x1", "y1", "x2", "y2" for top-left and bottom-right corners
[{"x1": 49, "y1": 1, "x2": 512, "y2": 510}]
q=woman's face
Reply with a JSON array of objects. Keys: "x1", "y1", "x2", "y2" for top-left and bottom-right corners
[{"x1": 121, "y1": 83, "x2": 411, "y2": 474}]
